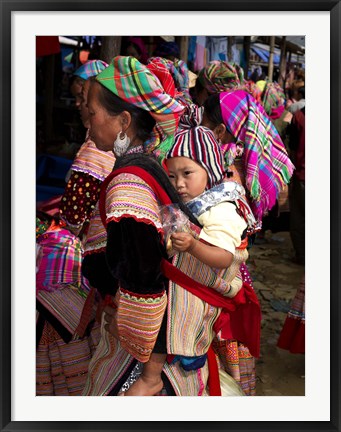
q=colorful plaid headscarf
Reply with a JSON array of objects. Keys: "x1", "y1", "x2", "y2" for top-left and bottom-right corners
[
  {"x1": 219, "y1": 90, "x2": 294, "y2": 219},
  {"x1": 198, "y1": 61, "x2": 245, "y2": 95},
  {"x1": 74, "y1": 59, "x2": 109, "y2": 80},
  {"x1": 166, "y1": 125, "x2": 226, "y2": 189},
  {"x1": 148, "y1": 56, "x2": 192, "y2": 106},
  {"x1": 243, "y1": 80, "x2": 263, "y2": 104},
  {"x1": 261, "y1": 81, "x2": 286, "y2": 119},
  {"x1": 96, "y1": 56, "x2": 185, "y2": 159}
]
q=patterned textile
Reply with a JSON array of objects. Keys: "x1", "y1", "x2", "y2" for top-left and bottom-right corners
[
  {"x1": 277, "y1": 275, "x2": 305, "y2": 353},
  {"x1": 187, "y1": 181, "x2": 257, "y2": 234},
  {"x1": 213, "y1": 339, "x2": 256, "y2": 396},
  {"x1": 146, "y1": 57, "x2": 177, "y2": 97},
  {"x1": 36, "y1": 218, "x2": 102, "y2": 396},
  {"x1": 36, "y1": 217, "x2": 50, "y2": 238},
  {"x1": 198, "y1": 61, "x2": 245, "y2": 94},
  {"x1": 36, "y1": 319, "x2": 101, "y2": 395},
  {"x1": 36, "y1": 223, "x2": 83, "y2": 293},
  {"x1": 148, "y1": 56, "x2": 192, "y2": 105},
  {"x1": 83, "y1": 202, "x2": 107, "y2": 255},
  {"x1": 73, "y1": 59, "x2": 108, "y2": 80},
  {"x1": 261, "y1": 81, "x2": 286, "y2": 120},
  {"x1": 114, "y1": 288, "x2": 168, "y2": 362},
  {"x1": 244, "y1": 80, "x2": 263, "y2": 104},
  {"x1": 219, "y1": 90, "x2": 294, "y2": 220},
  {"x1": 83, "y1": 315, "x2": 210, "y2": 396},
  {"x1": 83, "y1": 145, "x2": 142, "y2": 256},
  {"x1": 167, "y1": 242, "x2": 249, "y2": 357},
  {"x1": 96, "y1": 56, "x2": 185, "y2": 159},
  {"x1": 177, "y1": 103, "x2": 204, "y2": 129},
  {"x1": 60, "y1": 172, "x2": 101, "y2": 231},
  {"x1": 59, "y1": 138, "x2": 116, "y2": 234},
  {"x1": 104, "y1": 172, "x2": 163, "y2": 232},
  {"x1": 166, "y1": 125, "x2": 225, "y2": 189},
  {"x1": 71, "y1": 139, "x2": 116, "y2": 181}
]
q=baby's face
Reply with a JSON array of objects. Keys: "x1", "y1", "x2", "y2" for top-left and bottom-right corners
[{"x1": 166, "y1": 157, "x2": 208, "y2": 203}]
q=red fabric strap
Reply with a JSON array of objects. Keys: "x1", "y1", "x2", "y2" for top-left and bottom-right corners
[
  {"x1": 162, "y1": 259, "x2": 261, "y2": 358},
  {"x1": 161, "y1": 258, "x2": 239, "y2": 312}
]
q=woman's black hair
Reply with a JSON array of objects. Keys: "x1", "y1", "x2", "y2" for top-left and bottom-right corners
[
  {"x1": 114, "y1": 153, "x2": 201, "y2": 227},
  {"x1": 203, "y1": 93, "x2": 224, "y2": 128},
  {"x1": 96, "y1": 82, "x2": 156, "y2": 143},
  {"x1": 298, "y1": 86, "x2": 305, "y2": 99}
]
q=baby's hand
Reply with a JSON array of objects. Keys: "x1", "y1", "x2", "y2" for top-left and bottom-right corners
[{"x1": 170, "y1": 231, "x2": 196, "y2": 253}]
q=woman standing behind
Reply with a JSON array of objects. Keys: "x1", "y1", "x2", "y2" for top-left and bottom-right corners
[
  {"x1": 60, "y1": 59, "x2": 116, "y2": 238},
  {"x1": 202, "y1": 90, "x2": 294, "y2": 394}
]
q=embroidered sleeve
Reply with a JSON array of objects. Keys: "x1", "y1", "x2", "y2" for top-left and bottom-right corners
[{"x1": 105, "y1": 173, "x2": 163, "y2": 232}]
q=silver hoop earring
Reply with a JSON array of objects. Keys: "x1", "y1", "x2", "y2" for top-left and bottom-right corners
[{"x1": 113, "y1": 131, "x2": 131, "y2": 156}]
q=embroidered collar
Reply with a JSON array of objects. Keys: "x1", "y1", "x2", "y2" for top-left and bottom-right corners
[{"x1": 126, "y1": 145, "x2": 144, "y2": 155}]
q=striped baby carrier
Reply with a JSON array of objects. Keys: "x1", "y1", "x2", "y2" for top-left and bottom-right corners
[{"x1": 99, "y1": 165, "x2": 261, "y2": 363}]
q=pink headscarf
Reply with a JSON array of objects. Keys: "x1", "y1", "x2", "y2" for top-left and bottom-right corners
[{"x1": 219, "y1": 90, "x2": 294, "y2": 220}]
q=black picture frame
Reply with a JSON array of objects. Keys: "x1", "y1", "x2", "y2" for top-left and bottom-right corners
[{"x1": 1, "y1": 1, "x2": 340, "y2": 431}]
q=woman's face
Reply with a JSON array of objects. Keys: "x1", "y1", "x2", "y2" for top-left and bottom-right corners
[
  {"x1": 87, "y1": 81, "x2": 123, "y2": 152},
  {"x1": 201, "y1": 112, "x2": 235, "y2": 144},
  {"x1": 80, "y1": 80, "x2": 91, "y2": 129},
  {"x1": 70, "y1": 78, "x2": 84, "y2": 108}
]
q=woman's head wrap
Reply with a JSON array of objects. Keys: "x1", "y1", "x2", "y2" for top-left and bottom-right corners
[
  {"x1": 219, "y1": 90, "x2": 294, "y2": 219},
  {"x1": 95, "y1": 56, "x2": 185, "y2": 160},
  {"x1": 73, "y1": 59, "x2": 108, "y2": 80},
  {"x1": 260, "y1": 81, "x2": 286, "y2": 119},
  {"x1": 166, "y1": 124, "x2": 226, "y2": 190},
  {"x1": 198, "y1": 61, "x2": 245, "y2": 95},
  {"x1": 147, "y1": 56, "x2": 193, "y2": 106}
]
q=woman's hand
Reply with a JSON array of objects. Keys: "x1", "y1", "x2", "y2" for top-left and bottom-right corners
[
  {"x1": 103, "y1": 304, "x2": 119, "y2": 339},
  {"x1": 170, "y1": 231, "x2": 196, "y2": 253}
]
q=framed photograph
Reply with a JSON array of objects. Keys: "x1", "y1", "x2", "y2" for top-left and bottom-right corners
[{"x1": 1, "y1": 1, "x2": 339, "y2": 431}]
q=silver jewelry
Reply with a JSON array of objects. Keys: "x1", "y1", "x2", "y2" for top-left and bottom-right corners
[{"x1": 113, "y1": 130, "x2": 130, "y2": 156}]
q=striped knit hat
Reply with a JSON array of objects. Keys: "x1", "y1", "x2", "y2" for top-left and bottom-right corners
[{"x1": 166, "y1": 125, "x2": 226, "y2": 189}]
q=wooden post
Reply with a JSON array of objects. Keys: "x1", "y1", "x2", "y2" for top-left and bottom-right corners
[
  {"x1": 100, "y1": 36, "x2": 122, "y2": 63},
  {"x1": 227, "y1": 36, "x2": 234, "y2": 62},
  {"x1": 243, "y1": 36, "x2": 251, "y2": 79},
  {"x1": 278, "y1": 36, "x2": 287, "y2": 88},
  {"x1": 179, "y1": 36, "x2": 189, "y2": 62},
  {"x1": 268, "y1": 36, "x2": 275, "y2": 82}
]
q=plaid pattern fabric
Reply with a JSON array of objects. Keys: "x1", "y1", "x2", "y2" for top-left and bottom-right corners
[
  {"x1": 74, "y1": 59, "x2": 108, "y2": 80},
  {"x1": 220, "y1": 90, "x2": 294, "y2": 219},
  {"x1": 148, "y1": 56, "x2": 192, "y2": 105},
  {"x1": 198, "y1": 61, "x2": 245, "y2": 94},
  {"x1": 261, "y1": 81, "x2": 286, "y2": 119},
  {"x1": 36, "y1": 225, "x2": 83, "y2": 292},
  {"x1": 96, "y1": 56, "x2": 185, "y2": 159}
]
